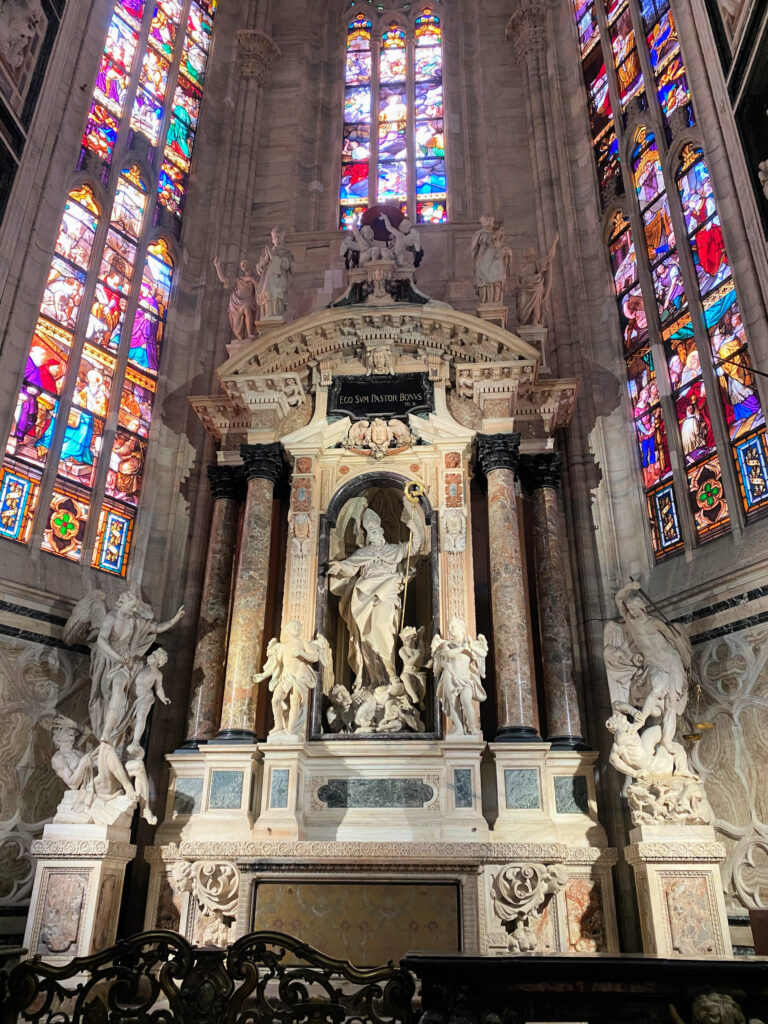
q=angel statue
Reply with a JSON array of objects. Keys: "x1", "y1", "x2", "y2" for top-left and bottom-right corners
[
  {"x1": 432, "y1": 618, "x2": 488, "y2": 735},
  {"x1": 57, "y1": 588, "x2": 183, "y2": 825},
  {"x1": 379, "y1": 212, "x2": 423, "y2": 269},
  {"x1": 603, "y1": 580, "x2": 710, "y2": 825},
  {"x1": 253, "y1": 621, "x2": 333, "y2": 737},
  {"x1": 328, "y1": 499, "x2": 425, "y2": 697}
]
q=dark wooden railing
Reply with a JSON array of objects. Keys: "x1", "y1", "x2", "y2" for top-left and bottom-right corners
[{"x1": 2, "y1": 931, "x2": 768, "y2": 1024}]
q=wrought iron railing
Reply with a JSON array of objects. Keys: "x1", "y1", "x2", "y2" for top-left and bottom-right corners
[
  {"x1": 3, "y1": 930, "x2": 768, "y2": 1024},
  {"x1": 0, "y1": 930, "x2": 415, "y2": 1024}
]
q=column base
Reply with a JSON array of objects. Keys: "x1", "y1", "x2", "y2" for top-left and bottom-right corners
[
  {"x1": 494, "y1": 725, "x2": 541, "y2": 743},
  {"x1": 176, "y1": 738, "x2": 204, "y2": 751},
  {"x1": 23, "y1": 823, "x2": 135, "y2": 962},
  {"x1": 625, "y1": 823, "x2": 733, "y2": 958},
  {"x1": 546, "y1": 734, "x2": 589, "y2": 750},
  {"x1": 215, "y1": 728, "x2": 261, "y2": 743}
]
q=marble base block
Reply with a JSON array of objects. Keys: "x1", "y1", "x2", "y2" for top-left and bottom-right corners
[
  {"x1": 624, "y1": 824, "x2": 732, "y2": 958},
  {"x1": 490, "y1": 744, "x2": 606, "y2": 846},
  {"x1": 516, "y1": 324, "x2": 548, "y2": 366},
  {"x1": 157, "y1": 743, "x2": 263, "y2": 843},
  {"x1": 253, "y1": 743, "x2": 307, "y2": 840},
  {"x1": 23, "y1": 823, "x2": 136, "y2": 962},
  {"x1": 475, "y1": 303, "x2": 508, "y2": 328}
]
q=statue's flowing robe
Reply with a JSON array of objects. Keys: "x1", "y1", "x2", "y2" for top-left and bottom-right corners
[
  {"x1": 329, "y1": 541, "x2": 408, "y2": 688},
  {"x1": 433, "y1": 640, "x2": 487, "y2": 705},
  {"x1": 89, "y1": 611, "x2": 160, "y2": 744}
]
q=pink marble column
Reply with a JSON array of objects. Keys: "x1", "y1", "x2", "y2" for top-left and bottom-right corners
[
  {"x1": 520, "y1": 453, "x2": 586, "y2": 749},
  {"x1": 183, "y1": 465, "x2": 244, "y2": 747},
  {"x1": 476, "y1": 433, "x2": 540, "y2": 742},
  {"x1": 217, "y1": 443, "x2": 283, "y2": 741}
]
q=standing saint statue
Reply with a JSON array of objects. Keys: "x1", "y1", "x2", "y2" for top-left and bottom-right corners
[
  {"x1": 253, "y1": 621, "x2": 333, "y2": 736},
  {"x1": 512, "y1": 233, "x2": 559, "y2": 326},
  {"x1": 256, "y1": 226, "x2": 295, "y2": 319},
  {"x1": 471, "y1": 216, "x2": 512, "y2": 304},
  {"x1": 328, "y1": 503, "x2": 425, "y2": 692},
  {"x1": 213, "y1": 256, "x2": 259, "y2": 340}
]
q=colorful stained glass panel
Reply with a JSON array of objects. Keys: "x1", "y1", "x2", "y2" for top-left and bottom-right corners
[
  {"x1": 646, "y1": 9, "x2": 678, "y2": 71},
  {"x1": 180, "y1": 39, "x2": 206, "y2": 86},
  {"x1": 119, "y1": 371, "x2": 155, "y2": 437},
  {"x1": 415, "y1": 159, "x2": 446, "y2": 197},
  {"x1": 415, "y1": 120, "x2": 444, "y2": 159},
  {"x1": 414, "y1": 45, "x2": 441, "y2": 82},
  {"x1": 56, "y1": 408, "x2": 104, "y2": 487},
  {"x1": 676, "y1": 381, "x2": 716, "y2": 466},
  {"x1": 128, "y1": 309, "x2": 163, "y2": 372},
  {"x1": 648, "y1": 483, "x2": 683, "y2": 556},
  {"x1": 0, "y1": 469, "x2": 36, "y2": 542},
  {"x1": 130, "y1": 88, "x2": 164, "y2": 144},
  {"x1": 379, "y1": 87, "x2": 407, "y2": 122},
  {"x1": 340, "y1": 162, "x2": 369, "y2": 203},
  {"x1": 7, "y1": 389, "x2": 58, "y2": 465},
  {"x1": 690, "y1": 218, "x2": 729, "y2": 296},
  {"x1": 94, "y1": 56, "x2": 129, "y2": 117},
  {"x1": 380, "y1": 48, "x2": 406, "y2": 84},
  {"x1": 149, "y1": 3, "x2": 178, "y2": 57},
  {"x1": 92, "y1": 506, "x2": 133, "y2": 575},
  {"x1": 87, "y1": 284, "x2": 126, "y2": 351},
  {"x1": 634, "y1": 403, "x2": 671, "y2": 488},
  {"x1": 735, "y1": 433, "x2": 768, "y2": 510},
  {"x1": 378, "y1": 161, "x2": 407, "y2": 200},
  {"x1": 687, "y1": 455, "x2": 729, "y2": 538},
  {"x1": 582, "y1": 47, "x2": 612, "y2": 145},
  {"x1": 187, "y1": 2, "x2": 213, "y2": 52},
  {"x1": 105, "y1": 13, "x2": 138, "y2": 69},
  {"x1": 651, "y1": 254, "x2": 686, "y2": 323},
  {"x1": 139, "y1": 49, "x2": 169, "y2": 100},
  {"x1": 347, "y1": 15, "x2": 372, "y2": 49},
  {"x1": 573, "y1": 0, "x2": 599, "y2": 55},
  {"x1": 166, "y1": 109, "x2": 194, "y2": 170},
  {"x1": 414, "y1": 81, "x2": 443, "y2": 119},
  {"x1": 609, "y1": 229, "x2": 637, "y2": 294},
  {"x1": 611, "y1": 8, "x2": 643, "y2": 105},
  {"x1": 106, "y1": 430, "x2": 146, "y2": 504},
  {"x1": 99, "y1": 230, "x2": 136, "y2": 294},
  {"x1": 620, "y1": 284, "x2": 649, "y2": 349},
  {"x1": 641, "y1": 196, "x2": 675, "y2": 261},
  {"x1": 345, "y1": 86, "x2": 371, "y2": 123},
  {"x1": 346, "y1": 50, "x2": 371, "y2": 86},
  {"x1": 158, "y1": 159, "x2": 187, "y2": 214},
  {"x1": 112, "y1": 172, "x2": 147, "y2": 239},
  {"x1": 55, "y1": 200, "x2": 97, "y2": 269},
  {"x1": 42, "y1": 258, "x2": 86, "y2": 330},
  {"x1": 41, "y1": 488, "x2": 90, "y2": 562},
  {"x1": 343, "y1": 125, "x2": 370, "y2": 161},
  {"x1": 340, "y1": 206, "x2": 365, "y2": 230},
  {"x1": 82, "y1": 102, "x2": 119, "y2": 162},
  {"x1": 417, "y1": 200, "x2": 448, "y2": 224},
  {"x1": 379, "y1": 121, "x2": 406, "y2": 161},
  {"x1": 415, "y1": 10, "x2": 441, "y2": 45},
  {"x1": 116, "y1": 0, "x2": 144, "y2": 29},
  {"x1": 657, "y1": 62, "x2": 690, "y2": 120},
  {"x1": 72, "y1": 345, "x2": 115, "y2": 418},
  {"x1": 172, "y1": 75, "x2": 201, "y2": 128}
]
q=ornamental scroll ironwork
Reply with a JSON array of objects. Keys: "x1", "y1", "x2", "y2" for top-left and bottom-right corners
[{"x1": 0, "y1": 929, "x2": 416, "y2": 1024}]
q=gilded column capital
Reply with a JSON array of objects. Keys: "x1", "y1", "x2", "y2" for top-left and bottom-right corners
[
  {"x1": 207, "y1": 464, "x2": 245, "y2": 501},
  {"x1": 505, "y1": 0, "x2": 548, "y2": 63},
  {"x1": 475, "y1": 432, "x2": 521, "y2": 478},
  {"x1": 240, "y1": 442, "x2": 283, "y2": 486},
  {"x1": 236, "y1": 29, "x2": 281, "y2": 85},
  {"x1": 518, "y1": 451, "x2": 562, "y2": 492}
]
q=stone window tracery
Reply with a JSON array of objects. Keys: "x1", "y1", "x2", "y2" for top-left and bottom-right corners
[
  {"x1": 0, "y1": 0, "x2": 217, "y2": 575},
  {"x1": 571, "y1": 0, "x2": 768, "y2": 560},
  {"x1": 339, "y1": 3, "x2": 447, "y2": 228}
]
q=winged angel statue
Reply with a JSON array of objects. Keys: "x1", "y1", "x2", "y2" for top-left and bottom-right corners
[
  {"x1": 254, "y1": 621, "x2": 333, "y2": 737},
  {"x1": 56, "y1": 588, "x2": 183, "y2": 826},
  {"x1": 603, "y1": 581, "x2": 710, "y2": 825}
]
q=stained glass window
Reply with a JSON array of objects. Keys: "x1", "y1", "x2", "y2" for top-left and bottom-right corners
[
  {"x1": 1, "y1": 0, "x2": 217, "y2": 575},
  {"x1": 571, "y1": 0, "x2": 768, "y2": 559},
  {"x1": 339, "y1": 6, "x2": 447, "y2": 228}
]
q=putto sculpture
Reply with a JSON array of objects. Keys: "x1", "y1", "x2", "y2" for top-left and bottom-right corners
[
  {"x1": 431, "y1": 618, "x2": 488, "y2": 735},
  {"x1": 255, "y1": 226, "x2": 295, "y2": 320},
  {"x1": 254, "y1": 621, "x2": 333, "y2": 737},
  {"x1": 55, "y1": 588, "x2": 183, "y2": 827},
  {"x1": 512, "y1": 233, "x2": 559, "y2": 326},
  {"x1": 213, "y1": 255, "x2": 259, "y2": 340},
  {"x1": 603, "y1": 580, "x2": 711, "y2": 825},
  {"x1": 471, "y1": 215, "x2": 512, "y2": 304}
]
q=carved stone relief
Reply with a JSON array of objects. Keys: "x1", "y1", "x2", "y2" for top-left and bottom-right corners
[{"x1": 0, "y1": 636, "x2": 89, "y2": 907}]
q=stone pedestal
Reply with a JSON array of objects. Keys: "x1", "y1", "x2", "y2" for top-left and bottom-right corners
[
  {"x1": 23, "y1": 823, "x2": 135, "y2": 962},
  {"x1": 624, "y1": 824, "x2": 732, "y2": 957},
  {"x1": 476, "y1": 303, "x2": 508, "y2": 328},
  {"x1": 157, "y1": 743, "x2": 263, "y2": 843},
  {"x1": 490, "y1": 744, "x2": 605, "y2": 846},
  {"x1": 253, "y1": 741, "x2": 307, "y2": 840},
  {"x1": 516, "y1": 324, "x2": 548, "y2": 368}
]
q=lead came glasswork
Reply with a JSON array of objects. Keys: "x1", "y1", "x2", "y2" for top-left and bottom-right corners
[
  {"x1": 339, "y1": 7, "x2": 448, "y2": 227},
  {"x1": 0, "y1": 0, "x2": 216, "y2": 575}
]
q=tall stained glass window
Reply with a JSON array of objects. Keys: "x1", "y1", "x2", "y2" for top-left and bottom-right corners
[
  {"x1": 0, "y1": 0, "x2": 217, "y2": 576},
  {"x1": 339, "y1": 5, "x2": 447, "y2": 228},
  {"x1": 570, "y1": 0, "x2": 767, "y2": 560}
]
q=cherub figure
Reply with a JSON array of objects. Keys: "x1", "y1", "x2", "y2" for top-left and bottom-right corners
[
  {"x1": 379, "y1": 212, "x2": 423, "y2": 269},
  {"x1": 399, "y1": 625, "x2": 427, "y2": 708},
  {"x1": 340, "y1": 223, "x2": 385, "y2": 268},
  {"x1": 130, "y1": 648, "x2": 170, "y2": 748},
  {"x1": 432, "y1": 618, "x2": 488, "y2": 735},
  {"x1": 254, "y1": 621, "x2": 333, "y2": 736}
]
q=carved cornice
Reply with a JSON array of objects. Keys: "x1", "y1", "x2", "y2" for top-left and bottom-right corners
[
  {"x1": 236, "y1": 29, "x2": 281, "y2": 85},
  {"x1": 519, "y1": 452, "x2": 562, "y2": 492},
  {"x1": 625, "y1": 841, "x2": 727, "y2": 864},
  {"x1": 207, "y1": 464, "x2": 245, "y2": 502},
  {"x1": 30, "y1": 839, "x2": 136, "y2": 860},
  {"x1": 146, "y1": 839, "x2": 572, "y2": 863},
  {"x1": 475, "y1": 432, "x2": 522, "y2": 477},
  {"x1": 240, "y1": 442, "x2": 283, "y2": 485},
  {"x1": 189, "y1": 395, "x2": 250, "y2": 444},
  {"x1": 505, "y1": 0, "x2": 548, "y2": 64}
]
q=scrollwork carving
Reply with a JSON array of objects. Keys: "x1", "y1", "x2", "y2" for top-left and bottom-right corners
[{"x1": 490, "y1": 862, "x2": 567, "y2": 952}]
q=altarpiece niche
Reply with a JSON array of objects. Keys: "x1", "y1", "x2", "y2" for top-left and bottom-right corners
[{"x1": 312, "y1": 472, "x2": 439, "y2": 739}]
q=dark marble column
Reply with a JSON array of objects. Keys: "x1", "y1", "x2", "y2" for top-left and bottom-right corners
[
  {"x1": 182, "y1": 465, "x2": 244, "y2": 747},
  {"x1": 475, "y1": 433, "x2": 540, "y2": 742},
  {"x1": 216, "y1": 443, "x2": 283, "y2": 741},
  {"x1": 520, "y1": 453, "x2": 586, "y2": 749}
]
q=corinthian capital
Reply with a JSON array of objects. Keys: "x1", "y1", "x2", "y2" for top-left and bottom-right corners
[
  {"x1": 505, "y1": 0, "x2": 548, "y2": 64},
  {"x1": 236, "y1": 29, "x2": 281, "y2": 85}
]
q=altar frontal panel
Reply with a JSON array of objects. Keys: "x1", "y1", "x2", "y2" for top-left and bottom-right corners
[{"x1": 252, "y1": 880, "x2": 460, "y2": 963}]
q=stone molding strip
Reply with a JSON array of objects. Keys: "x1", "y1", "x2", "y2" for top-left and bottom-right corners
[
  {"x1": 31, "y1": 839, "x2": 137, "y2": 859},
  {"x1": 624, "y1": 841, "x2": 726, "y2": 864}
]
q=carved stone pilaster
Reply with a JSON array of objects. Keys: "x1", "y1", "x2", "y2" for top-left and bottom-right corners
[
  {"x1": 236, "y1": 29, "x2": 281, "y2": 85},
  {"x1": 505, "y1": 0, "x2": 548, "y2": 64},
  {"x1": 518, "y1": 452, "x2": 562, "y2": 493},
  {"x1": 240, "y1": 442, "x2": 283, "y2": 485},
  {"x1": 207, "y1": 464, "x2": 245, "y2": 502},
  {"x1": 475, "y1": 432, "x2": 521, "y2": 478}
]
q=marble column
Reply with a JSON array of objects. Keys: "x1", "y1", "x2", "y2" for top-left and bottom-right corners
[
  {"x1": 183, "y1": 465, "x2": 244, "y2": 747},
  {"x1": 217, "y1": 443, "x2": 283, "y2": 741},
  {"x1": 519, "y1": 453, "x2": 586, "y2": 749},
  {"x1": 475, "y1": 433, "x2": 540, "y2": 742}
]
